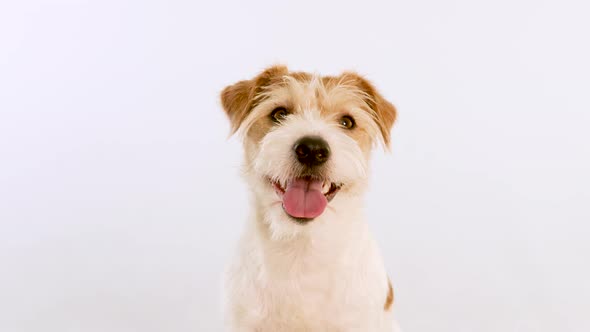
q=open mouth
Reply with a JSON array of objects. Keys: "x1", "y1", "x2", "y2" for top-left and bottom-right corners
[{"x1": 270, "y1": 176, "x2": 342, "y2": 221}]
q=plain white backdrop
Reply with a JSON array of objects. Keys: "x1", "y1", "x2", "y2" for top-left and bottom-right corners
[{"x1": 1, "y1": 0, "x2": 589, "y2": 331}]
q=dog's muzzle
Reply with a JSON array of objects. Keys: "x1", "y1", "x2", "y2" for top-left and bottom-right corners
[{"x1": 268, "y1": 135, "x2": 342, "y2": 222}]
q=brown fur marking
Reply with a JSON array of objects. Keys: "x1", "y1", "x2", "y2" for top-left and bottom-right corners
[
  {"x1": 220, "y1": 66, "x2": 396, "y2": 151},
  {"x1": 384, "y1": 278, "x2": 394, "y2": 311},
  {"x1": 339, "y1": 73, "x2": 397, "y2": 147},
  {"x1": 220, "y1": 65, "x2": 288, "y2": 133}
]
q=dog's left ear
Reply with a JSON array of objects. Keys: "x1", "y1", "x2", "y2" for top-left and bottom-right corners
[
  {"x1": 342, "y1": 73, "x2": 397, "y2": 148},
  {"x1": 220, "y1": 65, "x2": 289, "y2": 134}
]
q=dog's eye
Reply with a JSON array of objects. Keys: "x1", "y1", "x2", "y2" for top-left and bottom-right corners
[
  {"x1": 339, "y1": 115, "x2": 355, "y2": 129},
  {"x1": 270, "y1": 107, "x2": 289, "y2": 123}
]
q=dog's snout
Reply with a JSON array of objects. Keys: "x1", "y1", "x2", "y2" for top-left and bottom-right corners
[{"x1": 293, "y1": 136, "x2": 330, "y2": 167}]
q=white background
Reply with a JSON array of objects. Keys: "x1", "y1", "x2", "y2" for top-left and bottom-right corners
[{"x1": 1, "y1": 1, "x2": 589, "y2": 331}]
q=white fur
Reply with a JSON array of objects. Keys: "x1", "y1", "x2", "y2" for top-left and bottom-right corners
[{"x1": 224, "y1": 76, "x2": 400, "y2": 331}]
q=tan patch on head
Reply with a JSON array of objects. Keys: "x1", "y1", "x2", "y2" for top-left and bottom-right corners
[
  {"x1": 220, "y1": 65, "x2": 397, "y2": 150},
  {"x1": 245, "y1": 113, "x2": 274, "y2": 143},
  {"x1": 288, "y1": 71, "x2": 312, "y2": 82},
  {"x1": 384, "y1": 278, "x2": 394, "y2": 311},
  {"x1": 333, "y1": 72, "x2": 397, "y2": 148},
  {"x1": 220, "y1": 65, "x2": 288, "y2": 134},
  {"x1": 316, "y1": 75, "x2": 376, "y2": 153}
]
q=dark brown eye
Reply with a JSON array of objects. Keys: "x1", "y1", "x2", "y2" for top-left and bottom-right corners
[
  {"x1": 339, "y1": 115, "x2": 355, "y2": 129},
  {"x1": 270, "y1": 107, "x2": 289, "y2": 123}
]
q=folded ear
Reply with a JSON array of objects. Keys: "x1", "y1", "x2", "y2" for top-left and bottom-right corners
[
  {"x1": 220, "y1": 65, "x2": 289, "y2": 134},
  {"x1": 341, "y1": 72, "x2": 397, "y2": 147}
]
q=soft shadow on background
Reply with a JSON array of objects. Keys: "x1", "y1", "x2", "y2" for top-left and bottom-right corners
[{"x1": 1, "y1": 1, "x2": 589, "y2": 331}]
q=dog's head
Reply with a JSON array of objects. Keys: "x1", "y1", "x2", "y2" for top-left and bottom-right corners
[{"x1": 221, "y1": 65, "x2": 396, "y2": 237}]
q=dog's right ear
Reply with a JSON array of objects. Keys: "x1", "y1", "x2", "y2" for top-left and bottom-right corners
[{"x1": 220, "y1": 65, "x2": 289, "y2": 134}]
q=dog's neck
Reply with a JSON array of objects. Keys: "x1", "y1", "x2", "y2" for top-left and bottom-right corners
[{"x1": 248, "y1": 194, "x2": 371, "y2": 275}]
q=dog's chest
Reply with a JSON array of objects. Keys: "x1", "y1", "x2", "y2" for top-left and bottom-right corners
[
  {"x1": 227, "y1": 238, "x2": 390, "y2": 331},
  {"x1": 247, "y1": 270, "x2": 378, "y2": 330}
]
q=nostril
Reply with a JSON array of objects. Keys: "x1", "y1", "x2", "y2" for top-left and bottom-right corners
[
  {"x1": 315, "y1": 148, "x2": 328, "y2": 163},
  {"x1": 292, "y1": 136, "x2": 330, "y2": 166},
  {"x1": 294, "y1": 144, "x2": 310, "y2": 159}
]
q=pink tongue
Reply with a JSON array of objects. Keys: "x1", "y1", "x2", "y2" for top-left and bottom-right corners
[{"x1": 282, "y1": 178, "x2": 327, "y2": 219}]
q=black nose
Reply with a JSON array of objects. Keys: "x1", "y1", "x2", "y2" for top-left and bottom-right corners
[{"x1": 293, "y1": 136, "x2": 330, "y2": 167}]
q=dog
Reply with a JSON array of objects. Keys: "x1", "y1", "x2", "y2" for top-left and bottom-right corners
[{"x1": 220, "y1": 65, "x2": 400, "y2": 331}]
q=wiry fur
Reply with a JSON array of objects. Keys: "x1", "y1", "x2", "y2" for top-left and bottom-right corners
[{"x1": 220, "y1": 65, "x2": 400, "y2": 331}]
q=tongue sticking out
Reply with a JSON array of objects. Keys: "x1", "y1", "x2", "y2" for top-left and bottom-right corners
[{"x1": 282, "y1": 178, "x2": 328, "y2": 219}]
